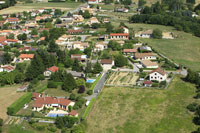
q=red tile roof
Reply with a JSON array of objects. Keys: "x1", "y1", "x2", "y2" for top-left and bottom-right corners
[
  {"x1": 149, "y1": 68, "x2": 166, "y2": 76},
  {"x1": 19, "y1": 54, "x2": 34, "y2": 59},
  {"x1": 32, "y1": 93, "x2": 40, "y2": 99},
  {"x1": 110, "y1": 33, "x2": 129, "y2": 36},
  {"x1": 7, "y1": 17, "x2": 19, "y2": 22},
  {"x1": 144, "y1": 81, "x2": 152, "y2": 85},
  {"x1": 69, "y1": 110, "x2": 78, "y2": 116},
  {"x1": 6, "y1": 39, "x2": 18, "y2": 42},
  {"x1": 48, "y1": 66, "x2": 59, "y2": 73},
  {"x1": 2, "y1": 65, "x2": 14, "y2": 71},
  {"x1": 123, "y1": 49, "x2": 137, "y2": 53}
]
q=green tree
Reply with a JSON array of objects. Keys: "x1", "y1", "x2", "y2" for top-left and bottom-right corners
[
  {"x1": 107, "y1": 40, "x2": 121, "y2": 51},
  {"x1": 114, "y1": 54, "x2": 128, "y2": 67},
  {"x1": 85, "y1": 62, "x2": 92, "y2": 73},
  {"x1": 138, "y1": 0, "x2": 146, "y2": 7},
  {"x1": 83, "y1": 10, "x2": 91, "y2": 19},
  {"x1": 17, "y1": 33, "x2": 27, "y2": 41},
  {"x1": 72, "y1": 59, "x2": 82, "y2": 72},
  {"x1": 152, "y1": 28, "x2": 162, "y2": 39},
  {"x1": 76, "y1": 78, "x2": 86, "y2": 87},
  {"x1": 93, "y1": 62, "x2": 103, "y2": 74},
  {"x1": 62, "y1": 73, "x2": 77, "y2": 92},
  {"x1": 48, "y1": 40, "x2": 59, "y2": 53},
  {"x1": 64, "y1": 56, "x2": 73, "y2": 68},
  {"x1": 2, "y1": 52, "x2": 12, "y2": 64},
  {"x1": 31, "y1": 29, "x2": 38, "y2": 35}
]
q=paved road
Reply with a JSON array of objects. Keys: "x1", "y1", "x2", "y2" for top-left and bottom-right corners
[
  {"x1": 72, "y1": 35, "x2": 91, "y2": 42},
  {"x1": 84, "y1": 72, "x2": 107, "y2": 101},
  {"x1": 127, "y1": 58, "x2": 140, "y2": 72}
]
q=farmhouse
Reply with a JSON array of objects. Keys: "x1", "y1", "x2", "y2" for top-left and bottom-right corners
[
  {"x1": 109, "y1": 33, "x2": 129, "y2": 40},
  {"x1": 123, "y1": 49, "x2": 137, "y2": 56},
  {"x1": 44, "y1": 66, "x2": 59, "y2": 77},
  {"x1": 149, "y1": 68, "x2": 167, "y2": 82},
  {"x1": 32, "y1": 94, "x2": 75, "y2": 112},
  {"x1": 100, "y1": 59, "x2": 114, "y2": 70},
  {"x1": 134, "y1": 53, "x2": 156, "y2": 61},
  {"x1": 140, "y1": 60, "x2": 158, "y2": 68},
  {"x1": 135, "y1": 30, "x2": 153, "y2": 38},
  {"x1": 19, "y1": 54, "x2": 34, "y2": 62}
]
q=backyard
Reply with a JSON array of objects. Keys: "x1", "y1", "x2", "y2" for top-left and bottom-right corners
[
  {"x1": 86, "y1": 76, "x2": 198, "y2": 133},
  {"x1": 0, "y1": 2, "x2": 82, "y2": 14},
  {"x1": 0, "y1": 85, "x2": 25, "y2": 120},
  {"x1": 105, "y1": 71, "x2": 139, "y2": 86}
]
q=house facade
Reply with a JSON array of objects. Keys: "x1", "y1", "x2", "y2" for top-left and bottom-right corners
[
  {"x1": 109, "y1": 33, "x2": 129, "y2": 40},
  {"x1": 44, "y1": 66, "x2": 59, "y2": 77},
  {"x1": 149, "y1": 68, "x2": 167, "y2": 82},
  {"x1": 134, "y1": 53, "x2": 156, "y2": 61},
  {"x1": 100, "y1": 59, "x2": 114, "y2": 70}
]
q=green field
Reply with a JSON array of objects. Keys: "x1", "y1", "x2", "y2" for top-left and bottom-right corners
[
  {"x1": 112, "y1": 22, "x2": 200, "y2": 71},
  {"x1": 86, "y1": 76, "x2": 198, "y2": 133},
  {"x1": 0, "y1": 2, "x2": 82, "y2": 14}
]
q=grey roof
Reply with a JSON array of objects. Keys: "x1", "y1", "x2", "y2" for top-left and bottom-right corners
[{"x1": 67, "y1": 70, "x2": 85, "y2": 77}]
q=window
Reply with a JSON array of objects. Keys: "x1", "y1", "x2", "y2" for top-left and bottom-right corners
[
  {"x1": 160, "y1": 78, "x2": 162, "y2": 80},
  {"x1": 155, "y1": 73, "x2": 157, "y2": 75}
]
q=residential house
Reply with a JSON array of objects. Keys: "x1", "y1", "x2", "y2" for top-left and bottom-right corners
[
  {"x1": 73, "y1": 15, "x2": 84, "y2": 24},
  {"x1": 19, "y1": 54, "x2": 34, "y2": 62},
  {"x1": 17, "y1": 84, "x2": 29, "y2": 92},
  {"x1": 66, "y1": 70, "x2": 85, "y2": 78},
  {"x1": 69, "y1": 41, "x2": 89, "y2": 51},
  {"x1": 6, "y1": 39, "x2": 21, "y2": 45},
  {"x1": 94, "y1": 41, "x2": 108, "y2": 52},
  {"x1": 0, "y1": 65, "x2": 15, "y2": 72},
  {"x1": 115, "y1": 8, "x2": 129, "y2": 13},
  {"x1": 140, "y1": 60, "x2": 159, "y2": 69},
  {"x1": 7, "y1": 18, "x2": 20, "y2": 24},
  {"x1": 149, "y1": 68, "x2": 167, "y2": 82},
  {"x1": 86, "y1": 17, "x2": 100, "y2": 26},
  {"x1": 100, "y1": 59, "x2": 114, "y2": 70},
  {"x1": 67, "y1": 29, "x2": 83, "y2": 34},
  {"x1": 139, "y1": 45, "x2": 152, "y2": 52},
  {"x1": 44, "y1": 66, "x2": 59, "y2": 77},
  {"x1": 144, "y1": 81, "x2": 152, "y2": 87},
  {"x1": 109, "y1": 33, "x2": 129, "y2": 40},
  {"x1": 134, "y1": 53, "x2": 156, "y2": 61},
  {"x1": 32, "y1": 92, "x2": 42, "y2": 100},
  {"x1": 123, "y1": 49, "x2": 137, "y2": 56},
  {"x1": 32, "y1": 95, "x2": 75, "y2": 112},
  {"x1": 88, "y1": 0, "x2": 99, "y2": 4},
  {"x1": 135, "y1": 30, "x2": 153, "y2": 38},
  {"x1": 69, "y1": 110, "x2": 78, "y2": 117},
  {"x1": 0, "y1": 36, "x2": 7, "y2": 47},
  {"x1": 71, "y1": 54, "x2": 87, "y2": 62},
  {"x1": 121, "y1": 26, "x2": 129, "y2": 33},
  {"x1": 38, "y1": 8, "x2": 45, "y2": 13}
]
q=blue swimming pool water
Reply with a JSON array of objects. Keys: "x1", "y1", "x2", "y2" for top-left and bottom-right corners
[
  {"x1": 86, "y1": 79, "x2": 96, "y2": 83},
  {"x1": 47, "y1": 114, "x2": 65, "y2": 117}
]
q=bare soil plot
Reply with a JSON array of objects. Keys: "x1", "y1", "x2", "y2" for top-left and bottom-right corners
[
  {"x1": 0, "y1": 85, "x2": 25, "y2": 120},
  {"x1": 105, "y1": 72, "x2": 139, "y2": 86}
]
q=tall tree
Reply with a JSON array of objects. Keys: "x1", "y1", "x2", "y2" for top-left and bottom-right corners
[
  {"x1": 2, "y1": 52, "x2": 12, "y2": 64},
  {"x1": 62, "y1": 73, "x2": 77, "y2": 92},
  {"x1": 72, "y1": 59, "x2": 82, "y2": 72},
  {"x1": 93, "y1": 62, "x2": 103, "y2": 74}
]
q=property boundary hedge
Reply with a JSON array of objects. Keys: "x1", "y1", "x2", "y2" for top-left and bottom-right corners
[
  {"x1": 81, "y1": 97, "x2": 95, "y2": 121},
  {"x1": 128, "y1": 56, "x2": 140, "y2": 63},
  {"x1": 7, "y1": 85, "x2": 47, "y2": 115}
]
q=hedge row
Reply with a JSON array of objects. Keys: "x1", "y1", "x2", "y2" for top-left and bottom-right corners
[
  {"x1": 81, "y1": 97, "x2": 95, "y2": 121},
  {"x1": 7, "y1": 92, "x2": 32, "y2": 115},
  {"x1": 128, "y1": 56, "x2": 140, "y2": 63},
  {"x1": 89, "y1": 73, "x2": 102, "y2": 91},
  {"x1": 7, "y1": 85, "x2": 47, "y2": 115}
]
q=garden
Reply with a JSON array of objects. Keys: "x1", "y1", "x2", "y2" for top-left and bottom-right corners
[{"x1": 105, "y1": 71, "x2": 139, "y2": 87}]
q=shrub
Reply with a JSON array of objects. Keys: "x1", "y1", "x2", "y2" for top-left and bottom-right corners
[
  {"x1": 187, "y1": 103, "x2": 198, "y2": 112},
  {"x1": 47, "y1": 81, "x2": 58, "y2": 88},
  {"x1": 47, "y1": 125, "x2": 57, "y2": 132},
  {"x1": 78, "y1": 85, "x2": 85, "y2": 93},
  {"x1": 152, "y1": 83, "x2": 159, "y2": 87},
  {"x1": 69, "y1": 93, "x2": 76, "y2": 100},
  {"x1": 160, "y1": 81, "x2": 167, "y2": 86},
  {"x1": 38, "y1": 74, "x2": 45, "y2": 80},
  {"x1": 0, "y1": 118, "x2": 3, "y2": 126},
  {"x1": 86, "y1": 83, "x2": 92, "y2": 88},
  {"x1": 87, "y1": 90, "x2": 93, "y2": 95}
]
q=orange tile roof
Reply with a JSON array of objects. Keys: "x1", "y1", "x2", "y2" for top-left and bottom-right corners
[
  {"x1": 69, "y1": 110, "x2": 78, "y2": 116},
  {"x1": 110, "y1": 33, "x2": 129, "y2": 36},
  {"x1": 123, "y1": 49, "x2": 137, "y2": 53},
  {"x1": 149, "y1": 68, "x2": 166, "y2": 76},
  {"x1": 48, "y1": 66, "x2": 59, "y2": 73},
  {"x1": 19, "y1": 54, "x2": 34, "y2": 59}
]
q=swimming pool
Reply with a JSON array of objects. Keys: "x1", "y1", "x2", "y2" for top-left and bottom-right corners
[
  {"x1": 47, "y1": 114, "x2": 65, "y2": 117},
  {"x1": 86, "y1": 79, "x2": 96, "y2": 83}
]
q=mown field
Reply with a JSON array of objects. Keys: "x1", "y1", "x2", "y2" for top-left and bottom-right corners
[
  {"x1": 86, "y1": 76, "x2": 198, "y2": 133},
  {"x1": 112, "y1": 22, "x2": 200, "y2": 71},
  {"x1": 0, "y1": 85, "x2": 25, "y2": 120},
  {"x1": 0, "y1": 2, "x2": 81, "y2": 14}
]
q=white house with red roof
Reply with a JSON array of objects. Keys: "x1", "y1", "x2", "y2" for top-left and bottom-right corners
[
  {"x1": 100, "y1": 59, "x2": 114, "y2": 70},
  {"x1": 109, "y1": 33, "x2": 129, "y2": 40},
  {"x1": 19, "y1": 54, "x2": 34, "y2": 62},
  {"x1": 0, "y1": 65, "x2": 15, "y2": 72},
  {"x1": 32, "y1": 93, "x2": 75, "y2": 112},
  {"x1": 44, "y1": 66, "x2": 59, "y2": 77},
  {"x1": 149, "y1": 68, "x2": 167, "y2": 82},
  {"x1": 6, "y1": 18, "x2": 20, "y2": 24},
  {"x1": 88, "y1": 0, "x2": 99, "y2": 4},
  {"x1": 0, "y1": 36, "x2": 7, "y2": 47}
]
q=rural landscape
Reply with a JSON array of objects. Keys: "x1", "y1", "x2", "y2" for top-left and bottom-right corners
[{"x1": 0, "y1": 0, "x2": 200, "y2": 132}]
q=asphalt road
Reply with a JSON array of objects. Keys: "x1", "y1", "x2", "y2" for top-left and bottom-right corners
[{"x1": 93, "y1": 72, "x2": 107, "y2": 93}]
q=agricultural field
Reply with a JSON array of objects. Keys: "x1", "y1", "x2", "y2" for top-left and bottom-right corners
[
  {"x1": 113, "y1": 22, "x2": 200, "y2": 71},
  {"x1": 86, "y1": 76, "x2": 198, "y2": 133},
  {"x1": 105, "y1": 71, "x2": 139, "y2": 86},
  {"x1": 0, "y1": 2, "x2": 81, "y2": 14},
  {"x1": 0, "y1": 85, "x2": 25, "y2": 120}
]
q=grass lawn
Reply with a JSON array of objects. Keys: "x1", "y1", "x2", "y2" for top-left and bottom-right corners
[
  {"x1": 0, "y1": 85, "x2": 25, "y2": 120},
  {"x1": 0, "y1": 2, "x2": 82, "y2": 14},
  {"x1": 86, "y1": 76, "x2": 198, "y2": 133},
  {"x1": 113, "y1": 22, "x2": 200, "y2": 71}
]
